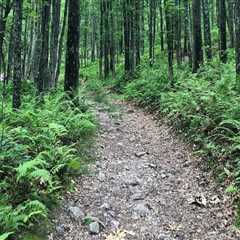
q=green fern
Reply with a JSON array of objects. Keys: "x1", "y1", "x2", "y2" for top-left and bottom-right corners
[{"x1": 0, "y1": 232, "x2": 14, "y2": 240}]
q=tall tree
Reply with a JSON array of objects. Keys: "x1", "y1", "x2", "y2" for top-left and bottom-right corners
[
  {"x1": 183, "y1": 0, "x2": 191, "y2": 65},
  {"x1": 123, "y1": 0, "x2": 131, "y2": 74},
  {"x1": 226, "y1": 0, "x2": 235, "y2": 48},
  {"x1": 50, "y1": 0, "x2": 61, "y2": 87},
  {"x1": 202, "y1": 0, "x2": 212, "y2": 60},
  {"x1": 235, "y1": 0, "x2": 240, "y2": 86},
  {"x1": 64, "y1": 0, "x2": 80, "y2": 97},
  {"x1": 55, "y1": 0, "x2": 68, "y2": 86},
  {"x1": 219, "y1": 0, "x2": 227, "y2": 63},
  {"x1": 192, "y1": 0, "x2": 203, "y2": 73},
  {"x1": 159, "y1": 0, "x2": 165, "y2": 51},
  {"x1": 12, "y1": 0, "x2": 22, "y2": 109},
  {"x1": 37, "y1": 0, "x2": 51, "y2": 95},
  {"x1": 135, "y1": 0, "x2": 141, "y2": 66},
  {"x1": 149, "y1": 0, "x2": 156, "y2": 66},
  {"x1": 164, "y1": 0, "x2": 174, "y2": 83},
  {"x1": 0, "y1": 0, "x2": 12, "y2": 73},
  {"x1": 109, "y1": 0, "x2": 115, "y2": 75}
]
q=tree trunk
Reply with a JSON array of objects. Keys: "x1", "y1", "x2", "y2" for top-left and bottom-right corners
[
  {"x1": 235, "y1": 0, "x2": 240, "y2": 87},
  {"x1": 50, "y1": 0, "x2": 61, "y2": 87},
  {"x1": 123, "y1": 0, "x2": 131, "y2": 74},
  {"x1": 12, "y1": 0, "x2": 22, "y2": 109},
  {"x1": 0, "y1": 0, "x2": 12, "y2": 72},
  {"x1": 159, "y1": 0, "x2": 164, "y2": 51},
  {"x1": 227, "y1": 0, "x2": 235, "y2": 48},
  {"x1": 109, "y1": 0, "x2": 115, "y2": 75},
  {"x1": 192, "y1": 0, "x2": 203, "y2": 73},
  {"x1": 164, "y1": 0, "x2": 174, "y2": 83},
  {"x1": 64, "y1": 0, "x2": 80, "y2": 97},
  {"x1": 202, "y1": 0, "x2": 212, "y2": 60},
  {"x1": 37, "y1": 0, "x2": 51, "y2": 95},
  {"x1": 55, "y1": 0, "x2": 68, "y2": 86},
  {"x1": 219, "y1": 0, "x2": 227, "y2": 63},
  {"x1": 135, "y1": 0, "x2": 141, "y2": 66}
]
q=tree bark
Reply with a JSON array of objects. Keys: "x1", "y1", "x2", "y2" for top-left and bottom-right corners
[
  {"x1": 219, "y1": 0, "x2": 227, "y2": 63},
  {"x1": 12, "y1": 0, "x2": 22, "y2": 109},
  {"x1": 192, "y1": 0, "x2": 203, "y2": 73},
  {"x1": 50, "y1": 0, "x2": 61, "y2": 87},
  {"x1": 202, "y1": 0, "x2": 212, "y2": 60},
  {"x1": 235, "y1": 0, "x2": 240, "y2": 87},
  {"x1": 64, "y1": 0, "x2": 80, "y2": 97}
]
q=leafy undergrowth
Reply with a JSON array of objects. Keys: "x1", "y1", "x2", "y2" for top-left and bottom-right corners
[
  {"x1": 124, "y1": 52, "x2": 240, "y2": 196},
  {"x1": 0, "y1": 88, "x2": 97, "y2": 239}
]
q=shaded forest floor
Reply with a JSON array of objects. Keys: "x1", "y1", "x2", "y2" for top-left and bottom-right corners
[{"x1": 50, "y1": 98, "x2": 240, "y2": 240}]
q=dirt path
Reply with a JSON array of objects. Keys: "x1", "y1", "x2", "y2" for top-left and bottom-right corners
[{"x1": 50, "y1": 100, "x2": 240, "y2": 240}]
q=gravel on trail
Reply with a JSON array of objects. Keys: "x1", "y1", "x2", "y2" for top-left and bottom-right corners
[{"x1": 49, "y1": 100, "x2": 240, "y2": 240}]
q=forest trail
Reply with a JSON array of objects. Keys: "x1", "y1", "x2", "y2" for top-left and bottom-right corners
[{"x1": 50, "y1": 100, "x2": 240, "y2": 240}]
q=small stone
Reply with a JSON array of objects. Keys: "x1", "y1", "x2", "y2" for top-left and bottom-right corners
[
  {"x1": 101, "y1": 203, "x2": 111, "y2": 210},
  {"x1": 117, "y1": 142, "x2": 124, "y2": 147},
  {"x1": 56, "y1": 224, "x2": 65, "y2": 235},
  {"x1": 98, "y1": 172, "x2": 105, "y2": 182},
  {"x1": 133, "y1": 202, "x2": 150, "y2": 217},
  {"x1": 148, "y1": 163, "x2": 157, "y2": 169},
  {"x1": 130, "y1": 137, "x2": 136, "y2": 142},
  {"x1": 125, "y1": 176, "x2": 141, "y2": 186},
  {"x1": 89, "y1": 222, "x2": 100, "y2": 234},
  {"x1": 68, "y1": 206, "x2": 84, "y2": 221},
  {"x1": 132, "y1": 192, "x2": 145, "y2": 201},
  {"x1": 158, "y1": 234, "x2": 170, "y2": 240},
  {"x1": 161, "y1": 173, "x2": 167, "y2": 179},
  {"x1": 135, "y1": 152, "x2": 146, "y2": 158}
]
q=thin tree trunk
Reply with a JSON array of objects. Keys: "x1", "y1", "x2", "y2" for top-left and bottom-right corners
[
  {"x1": 202, "y1": 0, "x2": 212, "y2": 60},
  {"x1": 55, "y1": 0, "x2": 68, "y2": 86},
  {"x1": 164, "y1": 0, "x2": 174, "y2": 83},
  {"x1": 37, "y1": 0, "x2": 51, "y2": 95},
  {"x1": 235, "y1": 0, "x2": 240, "y2": 88},
  {"x1": 12, "y1": 0, "x2": 22, "y2": 109},
  {"x1": 219, "y1": 0, "x2": 227, "y2": 63},
  {"x1": 50, "y1": 0, "x2": 61, "y2": 87}
]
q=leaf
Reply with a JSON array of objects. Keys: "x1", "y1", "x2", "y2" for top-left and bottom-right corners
[
  {"x1": 225, "y1": 185, "x2": 238, "y2": 194},
  {"x1": 0, "y1": 232, "x2": 14, "y2": 240}
]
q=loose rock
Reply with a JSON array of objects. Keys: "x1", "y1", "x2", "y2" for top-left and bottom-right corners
[
  {"x1": 68, "y1": 206, "x2": 84, "y2": 221},
  {"x1": 135, "y1": 152, "x2": 146, "y2": 157},
  {"x1": 89, "y1": 222, "x2": 100, "y2": 234},
  {"x1": 133, "y1": 202, "x2": 150, "y2": 217}
]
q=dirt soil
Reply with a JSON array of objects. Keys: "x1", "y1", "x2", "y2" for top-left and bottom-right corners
[{"x1": 49, "y1": 100, "x2": 240, "y2": 240}]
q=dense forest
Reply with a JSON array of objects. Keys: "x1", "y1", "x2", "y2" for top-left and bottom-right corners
[{"x1": 1, "y1": 0, "x2": 240, "y2": 239}]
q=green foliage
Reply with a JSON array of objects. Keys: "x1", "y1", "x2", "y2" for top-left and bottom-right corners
[
  {"x1": 0, "y1": 233, "x2": 14, "y2": 240},
  {"x1": 0, "y1": 90, "x2": 96, "y2": 237},
  {"x1": 123, "y1": 52, "x2": 240, "y2": 192}
]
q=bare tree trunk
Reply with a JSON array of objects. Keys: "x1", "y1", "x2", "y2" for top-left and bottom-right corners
[
  {"x1": 12, "y1": 0, "x2": 22, "y2": 109},
  {"x1": 192, "y1": 0, "x2": 203, "y2": 73},
  {"x1": 50, "y1": 0, "x2": 61, "y2": 88},
  {"x1": 202, "y1": 0, "x2": 212, "y2": 60},
  {"x1": 235, "y1": 0, "x2": 240, "y2": 88},
  {"x1": 219, "y1": 0, "x2": 227, "y2": 63},
  {"x1": 64, "y1": 0, "x2": 80, "y2": 97},
  {"x1": 55, "y1": 0, "x2": 68, "y2": 86}
]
